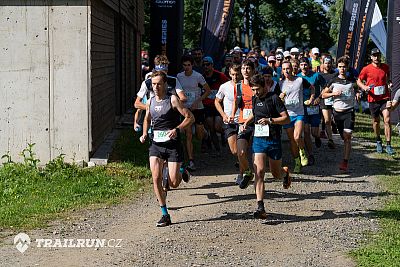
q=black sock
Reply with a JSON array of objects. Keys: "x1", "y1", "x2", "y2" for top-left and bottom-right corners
[
  {"x1": 387, "y1": 141, "x2": 391, "y2": 146},
  {"x1": 376, "y1": 137, "x2": 382, "y2": 142},
  {"x1": 257, "y1": 200, "x2": 264, "y2": 211}
]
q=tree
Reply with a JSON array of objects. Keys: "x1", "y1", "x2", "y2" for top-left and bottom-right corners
[{"x1": 183, "y1": 0, "x2": 204, "y2": 49}]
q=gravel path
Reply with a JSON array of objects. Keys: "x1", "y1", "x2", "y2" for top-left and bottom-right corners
[{"x1": 0, "y1": 135, "x2": 387, "y2": 267}]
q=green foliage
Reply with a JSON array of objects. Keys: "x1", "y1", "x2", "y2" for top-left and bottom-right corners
[{"x1": 183, "y1": 0, "x2": 204, "y2": 49}]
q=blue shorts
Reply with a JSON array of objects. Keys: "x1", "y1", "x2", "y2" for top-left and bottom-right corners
[
  {"x1": 283, "y1": 115, "x2": 305, "y2": 129},
  {"x1": 304, "y1": 113, "x2": 320, "y2": 127},
  {"x1": 252, "y1": 137, "x2": 282, "y2": 160}
]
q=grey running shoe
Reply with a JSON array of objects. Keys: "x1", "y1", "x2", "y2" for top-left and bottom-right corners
[
  {"x1": 156, "y1": 214, "x2": 171, "y2": 227},
  {"x1": 386, "y1": 145, "x2": 394, "y2": 156},
  {"x1": 376, "y1": 141, "x2": 383, "y2": 153},
  {"x1": 187, "y1": 160, "x2": 196, "y2": 171},
  {"x1": 235, "y1": 173, "x2": 243, "y2": 185}
]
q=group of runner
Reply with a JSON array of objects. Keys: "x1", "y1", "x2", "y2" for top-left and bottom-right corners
[{"x1": 135, "y1": 46, "x2": 397, "y2": 227}]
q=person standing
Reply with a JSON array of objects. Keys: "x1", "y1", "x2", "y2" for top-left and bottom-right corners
[
  {"x1": 322, "y1": 57, "x2": 360, "y2": 171},
  {"x1": 241, "y1": 74, "x2": 291, "y2": 219},
  {"x1": 357, "y1": 48, "x2": 394, "y2": 155},
  {"x1": 140, "y1": 71, "x2": 194, "y2": 227}
]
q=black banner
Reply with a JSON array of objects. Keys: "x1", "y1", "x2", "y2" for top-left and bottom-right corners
[
  {"x1": 387, "y1": 0, "x2": 400, "y2": 97},
  {"x1": 201, "y1": 0, "x2": 235, "y2": 67},
  {"x1": 149, "y1": 0, "x2": 184, "y2": 75},
  {"x1": 337, "y1": 0, "x2": 376, "y2": 72}
]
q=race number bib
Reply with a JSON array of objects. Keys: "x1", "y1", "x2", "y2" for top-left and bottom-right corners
[
  {"x1": 243, "y1": 108, "x2": 252, "y2": 120},
  {"x1": 254, "y1": 124, "x2": 269, "y2": 137},
  {"x1": 185, "y1": 91, "x2": 196, "y2": 103},
  {"x1": 324, "y1": 97, "x2": 334, "y2": 106},
  {"x1": 306, "y1": 106, "x2": 320, "y2": 115},
  {"x1": 208, "y1": 90, "x2": 218, "y2": 99},
  {"x1": 153, "y1": 130, "x2": 170, "y2": 143},
  {"x1": 285, "y1": 98, "x2": 299, "y2": 107},
  {"x1": 374, "y1": 86, "x2": 385, "y2": 95}
]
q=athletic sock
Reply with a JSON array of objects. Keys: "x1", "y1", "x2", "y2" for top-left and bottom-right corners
[
  {"x1": 376, "y1": 137, "x2": 382, "y2": 142},
  {"x1": 257, "y1": 200, "x2": 265, "y2": 211},
  {"x1": 161, "y1": 205, "x2": 168, "y2": 216}
]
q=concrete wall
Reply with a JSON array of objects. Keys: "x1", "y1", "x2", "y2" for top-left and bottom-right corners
[{"x1": 0, "y1": 2, "x2": 90, "y2": 163}]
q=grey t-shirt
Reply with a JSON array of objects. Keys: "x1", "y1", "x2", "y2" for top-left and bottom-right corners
[
  {"x1": 280, "y1": 77, "x2": 310, "y2": 116},
  {"x1": 177, "y1": 70, "x2": 206, "y2": 109},
  {"x1": 327, "y1": 76, "x2": 355, "y2": 111}
]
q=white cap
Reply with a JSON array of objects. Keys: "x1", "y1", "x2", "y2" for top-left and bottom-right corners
[
  {"x1": 290, "y1": 47, "x2": 300, "y2": 54},
  {"x1": 311, "y1": 47, "x2": 320, "y2": 55},
  {"x1": 283, "y1": 51, "x2": 290, "y2": 57},
  {"x1": 276, "y1": 48, "x2": 284, "y2": 53},
  {"x1": 233, "y1": 46, "x2": 242, "y2": 53}
]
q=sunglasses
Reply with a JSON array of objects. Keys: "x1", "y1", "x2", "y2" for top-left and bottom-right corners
[{"x1": 203, "y1": 63, "x2": 211, "y2": 66}]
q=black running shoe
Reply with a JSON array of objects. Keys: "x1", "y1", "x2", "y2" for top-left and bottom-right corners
[
  {"x1": 282, "y1": 166, "x2": 291, "y2": 189},
  {"x1": 239, "y1": 170, "x2": 253, "y2": 189},
  {"x1": 156, "y1": 214, "x2": 171, "y2": 227},
  {"x1": 328, "y1": 139, "x2": 335, "y2": 149},
  {"x1": 253, "y1": 209, "x2": 267, "y2": 219},
  {"x1": 308, "y1": 155, "x2": 315, "y2": 166},
  {"x1": 181, "y1": 168, "x2": 190, "y2": 183}
]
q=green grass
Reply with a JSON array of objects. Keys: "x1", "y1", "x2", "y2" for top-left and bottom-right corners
[
  {"x1": 0, "y1": 130, "x2": 151, "y2": 230},
  {"x1": 351, "y1": 113, "x2": 400, "y2": 266}
]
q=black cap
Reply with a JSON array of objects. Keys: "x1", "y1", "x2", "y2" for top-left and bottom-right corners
[{"x1": 371, "y1": 48, "x2": 380, "y2": 54}]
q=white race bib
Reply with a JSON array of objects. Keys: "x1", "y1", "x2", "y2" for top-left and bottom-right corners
[
  {"x1": 153, "y1": 130, "x2": 170, "y2": 143},
  {"x1": 208, "y1": 90, "x2": 218, "y2": 99},
  {"x1": 374, "y1": 85, "x2": 385, "y2": 95},
  {"x1": 254, "y1": 124, "x2": 270, "y2": 137},
  {"x1": 324, "y1": 97, "x2": 334, "y2": 106},
  {"x1": 306, "y1": 106, "x2": 320, "y2": 115},
  {"x1": 285, "y1": 99, "x2": 299, "y2": 107},
  {"x1": 243, "y1": 108, "x2": 252, "y2": 120}
]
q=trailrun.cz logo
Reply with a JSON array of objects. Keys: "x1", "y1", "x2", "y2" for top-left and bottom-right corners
[{"x1": 14, "y1": 233, "x2": 122, "y2": 253}]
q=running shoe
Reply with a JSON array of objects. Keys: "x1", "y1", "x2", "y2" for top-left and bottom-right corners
[
  {"x1": 376, "y1": 141, "x2": 383, "y2": 153},
  {"x1": 328, "y1": 139, "x2": 335, "y2": 149},
  {"x1": 235, "y1": 173, "x2": 243, "y2": 185},
  {"x1": 187, "y1": 160, "x2": 196, "y2": 171},
  {"x1": 253, "y1": 209, "x2": 268, "y2": 219},
  {"x1": 181, "y1": 167, "x2": 190, "y2": 183},
  {"x1": 308, "y1": 155, "x2": 315, "y2": 166},
  {"x1": 293, "y1": 158, "x2": 302, "y2": 173},
  {"x1": 162, "y1": 166, "x2": 170, "y2": 192},
  {"x1": 315, "y1": 137, "x2": 322, "y2": 148},
  {"x1": 299, "y1": 149, "x2": 308, "y2": 166},
  {"x1": 239, "y1": 169, "x2": 253, "y2": 189},
  {"x1": 386, "y1": 145, "x2": 395, "y2": 156},
  {"x1": 339, "y1": 160, "x2": 348, "y2": 172},
  {"x1": 156, "y1": 214, "x2": 171, "y2": 227},
  {"x1": 282, "y1": 166, "x2": 291, "y2": 189}
]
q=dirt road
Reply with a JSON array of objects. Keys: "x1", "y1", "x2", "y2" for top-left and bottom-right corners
[{"x1": 0, "y1": 136, "x2": 384, "y2": 266}]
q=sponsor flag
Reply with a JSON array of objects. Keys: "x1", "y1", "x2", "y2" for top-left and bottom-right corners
[
  {"x1": 201, "y1": 0, "x2": 235, "y2": 67},
  {"x1": 370, "y1": 3, "x2": 387, "y2": 57}
]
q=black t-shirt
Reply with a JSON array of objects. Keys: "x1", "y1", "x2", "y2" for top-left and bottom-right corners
[
  {"x1": 320, "y1": 70, "x2": 338, "y2": 87},
  {"x1": 252, "y1": 92, "x2": 287, "y2": 139}
]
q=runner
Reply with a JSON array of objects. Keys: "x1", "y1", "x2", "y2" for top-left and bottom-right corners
[
  {"x1": 177, "y1": 54, "x2": 211, "y2": 171},
  {"x1": 279, "y1": 61, "x2": 310, "y2": 173},
  {"x1": 241, "y1": 74, "x2": 291, "y2": 219},
  {"x1": 261, "y1": 67, "x2": 281, "y2": 95},
  {"x1": 357, "y1": 48, "x2": 394, "y2": 155},
  {"x1": 387, "y1": 89, "x2": 400, "y2": 110},
  {"x1": 215, "y1": 64, "x2": 242, "y2": 176},
  {"x1": 298, "y1": 57, "x2": 325, "y2": 165},
  {"x1": 202, "y1": 56, "x2": 229, "y2": 154},
  {"x1": 232, "y1": 59, "x2": 256, "y2": 188},
  {"x1": 322, "y1": 56, "x2": 360, "y2": 171},
  {"x1": 191, "y1": 47, "x2": 204, "y2": 73},
  {"x1": 139, "y1": 71, "x2": 194, "y2": 227},
  {"x1": 319, "y1": 55, "x2": 338, "y2": 148}
]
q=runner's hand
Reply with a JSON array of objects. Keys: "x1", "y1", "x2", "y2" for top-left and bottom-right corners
[
  {"x1": 139, "y1": 134, "x2": 147, "y2": 143},
  {"x1": 167, "y1": 129, "x2": 178, "y2": 139},
  {"x1": 257, "y1": 118, "x2": 271, "y2": 125},
  {"x1": 239, "y1": 124, "x2": 246, "y2": 132}
]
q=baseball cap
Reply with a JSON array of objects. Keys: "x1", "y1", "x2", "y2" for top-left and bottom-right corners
[
  {"x1": 276, "y1": 48, "x2": 284, "y2": 54},
  {"x1": 268, "y1": 56, "x2": 276, "y2": 62},
  {"x1": 276, "y1": 53, "x2": 283, "y2": 60},
  {"x1": 311, "y1": 47, "x2": 320, "y2": 55},
  {"x1": 371, "y1": 48, "x2": 380, "y2": 54},
  {"x1": 283, "y1": 51, "x2": 290, "y2": 58},
  {"x1": 233, "y1": 46, "x2": 243, "y2": 53},
  {"x1": 203, "y1": 56, "x2": 214, "y2": 64},
  {"x1": 290, "y1": 47, "x2": 300, "y2": 54}
]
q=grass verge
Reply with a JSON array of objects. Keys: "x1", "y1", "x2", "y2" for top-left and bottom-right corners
[
  {"x1": 0, "y1": 129, "x2": 151, "y2": 230},
  {"x1": 351, "y1": 113, "x2": 400, "y2": 266}
]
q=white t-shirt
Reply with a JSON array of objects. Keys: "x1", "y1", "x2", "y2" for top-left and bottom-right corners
[
  {"x1": 216, "y1": 81, "x2": 240, "y2": 123},
  {"x1": 136, "y1": 75, "x2": 183, "y2": 103},
  {"x1": 177, "y1": 70, "x2": 206, "y2": 109}
]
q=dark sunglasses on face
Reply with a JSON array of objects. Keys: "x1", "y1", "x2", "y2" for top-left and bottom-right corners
[{"x1": 203, "y1": 63, "x2": 211, "y2": 66}]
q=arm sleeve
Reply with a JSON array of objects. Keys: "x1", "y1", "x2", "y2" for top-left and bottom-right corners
[
  {"x1": 175, "y1": 78, "x2": 183, "y2": 93},
  {"x1": 198, "y1": 73, "x2": 207, "y2": 86},
  {"x1": 215, "y1": 85, "x2": 225, "y2": 99}
]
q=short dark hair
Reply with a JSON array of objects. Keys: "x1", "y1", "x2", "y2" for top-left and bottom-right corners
[
  {"x1": 261, "y1": 66, "x2": 274, "y2": 75},
  {"x1": 151, "y1": 70, "x2": 167, "y2": 82},
  {"x1": 299, "y1": 57, "x2": 310, "y2": 65},
  {"x1": 181, "y1": 54, "x2": 194, "y2": 64},
  {"x1": 229, "y1": 63, "x2": 241, "y2": 73},
  {"x1": 337, "y1": 56, "x2": 349, "y2": 66},
  {"x1": 241, "y1": 59, "x2": 255, "y2": 70},
  {"x1": 250, "y1": 74, "x2": 265, "y2": 88}
]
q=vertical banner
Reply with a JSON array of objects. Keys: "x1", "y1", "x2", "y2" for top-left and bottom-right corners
[
  {"x1": 387, "y1": 0, "x2": 400, "y2": 122},
  {"x1": 370, "y1": 3, "x2": 387, "y2": 57},
  {"x1": 336, "y1": 0, "x2": 376, "y2": 72},
  {"x1": 201, "y1": 0, "x2": 235, "y2": 67},
  {"x1": 149, "y1": 0, "x2": 184, "y2": 75}
]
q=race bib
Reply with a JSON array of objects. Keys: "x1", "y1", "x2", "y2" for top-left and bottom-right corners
[
  {"x1": 185, "y1": 91, "x2": 196, "y2": 103},
  {"x1": 153, "y1": 130, "x2": 170, "y2": 143},
  {"x1": 285, "y1": 99, "x2": 299, "y2": 107},
  {"x1": 374, "y1": 85, "x2": 385, "y2": 95},
  {"x1": 324, "y1": 97, "x2": 334, "y2": 106},
  {"x1": 254, "y1": 124, "x2": 269, "y2": 137},
  {"x1": 306, "y1": 106, "x2": 320, "y2": 115},
  {"x1": 208, "y1": 90, "x2": 218, "y2": 99},
  {"x1": 243, "y1": 108, "x2": 252, "y2": 120},
  {"x1": 341, "y1": 89, "x2": 353, "y2": 100}
]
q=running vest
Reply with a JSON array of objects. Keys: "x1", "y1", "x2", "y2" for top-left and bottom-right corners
[{"x1": 149, "y1": 96, "x2": 180, "y2": 132}]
